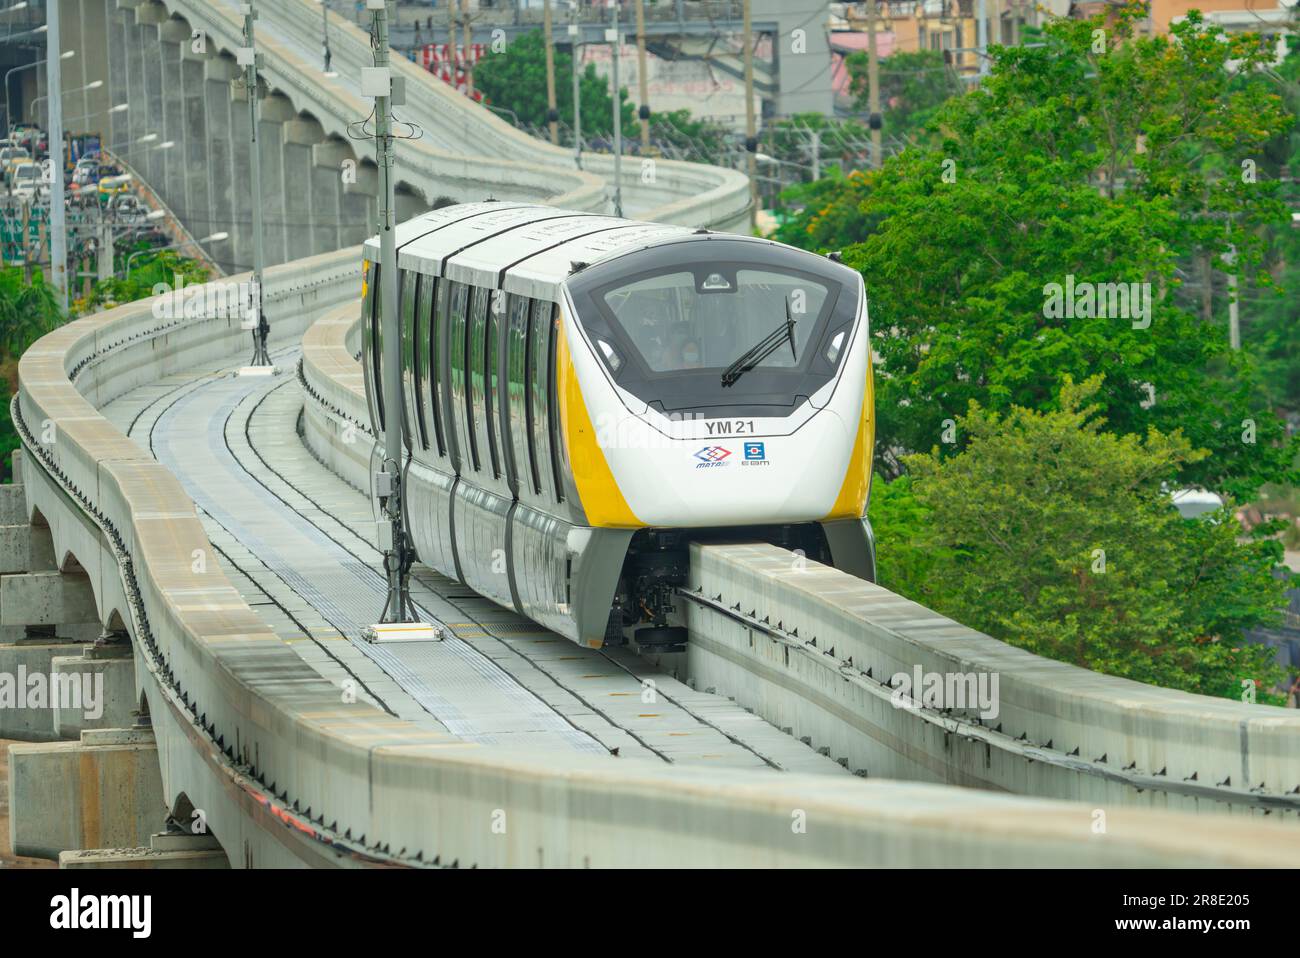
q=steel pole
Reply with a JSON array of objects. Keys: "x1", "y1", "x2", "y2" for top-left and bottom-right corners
[
  {"x1": 244, "y1": 2, "x2": 270, "y2": 365},
  {"x1": 374, "y1": 0, "x2": 407, "y2": 622},
  {"x1": 743, "y1": 0, "x2": 757, "y2": 228},
  {"x1": 46, "y1": 0, "x2": 65, "y2": 310},
  {"x1": 571, "y1": 1, "x2": 581, "y2": 168},
  {"x1": 611, "y1": 1, "x2": 622, "y2": 217},
  {"x1": 977, "y1": 0, "x2": 989, "y2": 77}
]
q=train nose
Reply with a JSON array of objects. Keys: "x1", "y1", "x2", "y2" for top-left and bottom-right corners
[{"x1": 602, "y1": 409, "x2": 854, "y2": 527}]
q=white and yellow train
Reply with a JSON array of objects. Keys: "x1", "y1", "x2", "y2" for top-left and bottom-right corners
[{"x1": 361, "y1": 202, "x2": 875, "y2": 650}]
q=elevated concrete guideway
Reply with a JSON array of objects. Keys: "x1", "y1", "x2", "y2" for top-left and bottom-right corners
[
  {"x1": 55, "y1": 0, "x2": 751, "y2": 276},
  {"x1": 10, "y1": 241, "x2": 1300, "y2": 865}
]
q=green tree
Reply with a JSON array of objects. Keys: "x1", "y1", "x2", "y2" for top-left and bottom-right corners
[
  {"x1": 0, "y1": 268, "x2": 62, "y2": 481},
  {"x1": 872, "y1": 376, "x2": 1290, "y2": 702},
  {"x1": 83, "y1": 248, "x2": 209, "y2": 312},
  {"x1": 843, "y1": 8, "x2": 1296, "y2": 500},
  {"x1": 772, "y1": 169, "x2": 876, "y2": 250},
  {"x1": 846, "y1": 49, "x2": 958, "y2": 143},
  {"x1": 474, "y1": 30, "x2": 634, "y2": 138}
]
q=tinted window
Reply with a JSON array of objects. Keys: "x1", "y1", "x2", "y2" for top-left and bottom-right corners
[{"x1": 567, "y1": 238, "x2": 857, "y2": 417}]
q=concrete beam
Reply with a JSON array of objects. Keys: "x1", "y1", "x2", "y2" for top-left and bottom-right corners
[
  {"x1": 8, "y1": 728, "x2": 165, "y2": 860},
  {"x1": 60, "y1": 830, "x2": 229, "y2": 869},
  {"x1": 157, "y1": 17, "x2": 190, "y2": 44},
  {"x1": 0, "y1": 640, "x2": 89, "y2": 741},
  {"x1": 134, "y1": 1, "x2": 166, "y2": 26},
  {"x1": 52, "y1": 645, "x2": 137, "y2": 738},
  {"x1": 0, "y1": 572, "x2": 98, "y2": 627}
]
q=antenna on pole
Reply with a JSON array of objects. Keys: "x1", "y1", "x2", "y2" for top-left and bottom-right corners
[
  {"x1": 238, "y1": 1, "x2": 274, "y2": 375},
  {"x1": 358, "y1": 0, "x2": 439, "y2": 644}
]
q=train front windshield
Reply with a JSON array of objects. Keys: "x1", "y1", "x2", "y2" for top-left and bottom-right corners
[{"x1": 567, "y1": 238, "x2": 859, "y2": 416}]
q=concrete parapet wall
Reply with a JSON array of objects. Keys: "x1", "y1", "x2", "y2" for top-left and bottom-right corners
[{"x1": 686, "y1": 542, "x2": 1300, "y2": 816}]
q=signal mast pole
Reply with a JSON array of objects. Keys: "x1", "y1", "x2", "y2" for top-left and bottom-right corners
[
  {"x1": 365, "y1": 0, "x2": 430, "y2": 639},
  {"x1": 241, "y1": 2, "x2": 271, "y2": 368}
]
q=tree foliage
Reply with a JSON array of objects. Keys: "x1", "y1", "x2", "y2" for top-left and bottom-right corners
[
  {"x1": 869, "y1": 377, "x2": 1290, "y2": 701},
  {"x1": 846, "y1": 49, "x2": 958, "y2": 143},
  {"x1": 840, "y1": 8, "x2": 1296, "y2": 500},
  {"x1": 474, "y1": 30, "x2": 634, "y2": 138}
]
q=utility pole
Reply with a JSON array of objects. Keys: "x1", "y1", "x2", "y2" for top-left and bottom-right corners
[
  {"x1": 570, "y1": 0, "x2": 582, "y2": 167},
  {"x1": 370, "y1": 0, "x2": 421, "y2": 629},
  {"x1": 321, "y1": 0, "x2": 331, "y2": 72},
  {"x1": 46, "y1": 0, "x2": 65, "y2": 311},
  {"x1": 810, "y1": 128, "x2": 821, "y2": 181},
  {"x1": 977, "y1": 0, "x2": 989, "y2": 77},
  {"x1": 866, "y1": 0, "x2": 881, "y2": 170},
  {"x1": 96, "y1": 205, "x2": 113, "y2": 281},
  {"x1": 241, "y1": 2, "x2": 271, "y2": 368},
  {"x1": 635, "y1": 0, "x2": 650, "y2": 151},
  {"x1": 742, "y1": 0, "x2": 757, "y2": 229},
  {"x1": 610, "y1": 0, "x2": 623, "y2": 217},
  {"x1": 462, "y1": 0, "x2": 474, "y2": 99},
  {"x1": 544, "y1": 0, "x2": 558, "y2": 145},
  {"x1": 1225, "y1": 245, "x2": 1240, "y2": 350}
]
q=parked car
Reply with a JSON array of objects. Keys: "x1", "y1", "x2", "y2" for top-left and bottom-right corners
[
  {"x1": 10, "y1": 161, "x2": 40, "y2": 201},
  {"x1": 0, "y1": 145, "x2": 30, "y2": 186}
]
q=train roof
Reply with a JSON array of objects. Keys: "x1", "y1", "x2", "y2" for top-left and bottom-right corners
[{"x1": 363, "y1": 202, "x2": 737, "y2": 301}]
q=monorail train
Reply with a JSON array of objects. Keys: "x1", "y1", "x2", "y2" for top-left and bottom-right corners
[{"x1": 360, "y1": 202, "x2": 875, "y2": 650}]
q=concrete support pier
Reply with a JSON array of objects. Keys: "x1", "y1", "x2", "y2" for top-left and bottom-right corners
[{"x1": 8, "y1": 727, "x2": 165, "y2": 860}]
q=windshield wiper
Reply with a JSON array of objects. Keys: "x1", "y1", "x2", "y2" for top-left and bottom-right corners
[{"x1": 721, "y1": 298, "x2": 797, "y2": 388}]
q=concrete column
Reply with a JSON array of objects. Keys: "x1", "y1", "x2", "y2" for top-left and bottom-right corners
[
  {"x1": 257, "y1": 93, "x2": 296, "y2": 267},
  {"x1": 310, "y1": 137, "x2": 352, "y2": 255},
  {"x1": 106, "y1": 7, "x2": 130, "y2": 155},
  {"x1": 8, "y1": 727, "x2": 165, "y2": 860},
  {"x1": 180, "y1": 44, "x2": 210, "y2": 257},
  {"x1": 395, "y1": 185, "x2": 427, "y2": 225},
  {"x1": 124, "y1": 10, "x2": 147, "y2": 154},
  {"x1": 204, "y1": 55, "x2": 239, "y2": 273},
  {"x1": 76, "y1": 0, "x2": 112, "y2": 128},
  {"x1": 135, "y1": 2, "x2": 167, "y2": 192},
  {"x1": 157, "y1": 20, "x2": 191, "y2": 220},
  {"x1": 282, "y1": 114, "x2": 323, "y2": 256},
  {"x1": 344, "y1": 160, "x2": 379, "y2": 251},
  {"x1": 58, "y1": 0, "x2": 87, "y2": 133}
]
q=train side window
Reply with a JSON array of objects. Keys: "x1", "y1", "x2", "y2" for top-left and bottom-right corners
[
  {"x1": 464, "y1": 286, "x2": 483, "y2": 473},
  {"x1": 398, "y1": 269, "x2": 416, "y2": 445},
  {"x1": 412, "y1": 273, "x2": 432, "y2": 451},
  {"x1": 507, "y1": 295, "x2": 531, "y2": 498},
  {"x1": 528, "y1": 299, "x2": 553, "y2": 501},
  {"x1": 427, "y1": 277, "x2": 447, "y2": 457},
  {"x1": 367, "y1": 261, "x2": 384, "y2": 430},
  {"x1": 545, "y1": 302, "x2": 565, "y2": 504},
  {"x1": 484, "y1": 292, "x2": 502, "y2": 479},
  {"x1": 449, "y1": 282, "x2": 473, "y2": 475}
]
